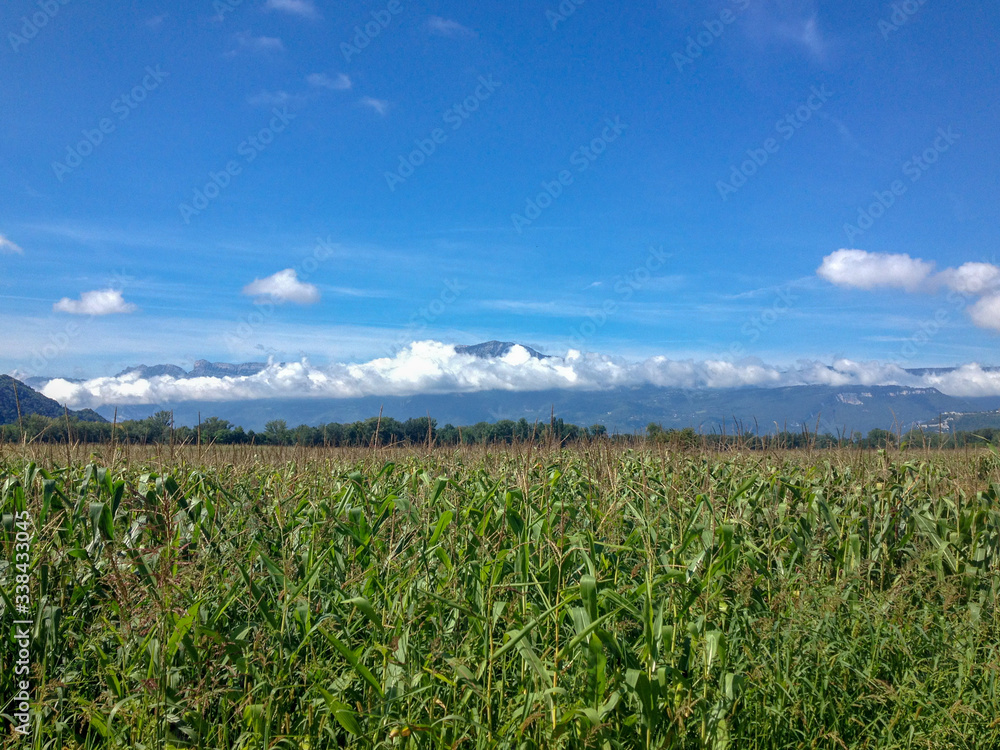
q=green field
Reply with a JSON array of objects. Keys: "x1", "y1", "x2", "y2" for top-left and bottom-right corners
[{"x1": 2, "y1": 444, "x2": 999, "y2": 749}]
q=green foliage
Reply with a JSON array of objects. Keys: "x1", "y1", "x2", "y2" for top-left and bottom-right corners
[{"x1": 1, "y1": 449, "x2": 999, "y2": 748}]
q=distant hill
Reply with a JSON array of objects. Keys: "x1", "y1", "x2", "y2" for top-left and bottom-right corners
[
  {"x1": 0, "y1": 375, "x2": 106, "y2": 425},
  {"x1": 92, "y1": 384, "x2": 1000, "y2": 436},
  {"x1": 455, "y1": 341, "x2": 548, "y2": 360},
  {"x1": 905, "y1": 366, "x2": 1000, "y2": 377},
  {"x1": 927, "y1": 410, "x2": 1000, "y2": 434},
  {"x1": 115, "y1": 360, "x2": 269, "y2": 379},
  {"x1": 117, "y1": 364, "x2": 188, "y2": 379}
]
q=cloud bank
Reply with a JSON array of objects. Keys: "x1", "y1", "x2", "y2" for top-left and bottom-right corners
[
  {"x1": 37, "y1": 341, "x2": 1000, "y2": 410},
  {"x1": 818, "y1": 249, "x2": 1000, "y2": 331}
]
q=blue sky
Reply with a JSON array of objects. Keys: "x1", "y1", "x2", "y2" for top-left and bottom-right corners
[{"x1": 2, "y1": 0, "x2": 1000, "y2": 382}]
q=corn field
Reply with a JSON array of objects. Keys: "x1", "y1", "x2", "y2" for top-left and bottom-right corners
[{"x1": 2, "y1": 445, "x2": 999, "y2": 749}]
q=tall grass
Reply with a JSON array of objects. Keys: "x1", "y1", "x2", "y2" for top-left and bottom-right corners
[{"x1": 2, "y1": 445, "x2": 999, "y2": 748}]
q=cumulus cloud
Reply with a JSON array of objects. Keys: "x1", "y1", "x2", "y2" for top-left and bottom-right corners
[
  {"x1": 53, "y1": 289, "x2": 137, "y2": 316},
  {"x1": 818, "y1": 249, "x2": 1000, "y2": 332},
  {"x1": 242, "y1": 269, "x2": 319, "y2": 304},
  {"x1": 0, "y1": 234, "x2": 24, "y2": 255},
  {"x1": 817, "y1": 249, "x2": 935, "y2": 292},
  {"x1": 265, "y1": 0, "x2": 319, "y2": 18},
  {"x1": 969, "y1": 295, "x2": 1000, "y2": 332},
  {"x1": 937, "y1": 263, "x2": 1000, "y2": 296},
  {"x1": 36, "y1": 340, "x2": 1000, "y2": 410},
  {"x1": 307, "y1": 72, "x2": 351, "y2": 91},
  {"x1": 426, "y1": 16, "x2": 475, "y2": 37}
]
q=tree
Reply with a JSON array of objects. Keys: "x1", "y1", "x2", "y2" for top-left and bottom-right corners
[{"x1": 264, "y1": 420, "x2": 290, "y2": 445}]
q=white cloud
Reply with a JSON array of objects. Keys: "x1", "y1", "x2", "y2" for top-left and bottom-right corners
[
  {"x1": 265, "y1": 0, "x2": 319, "y2": 18},
  {"x1": 35, "y1": 340, "x2": 1000, "y2": 410},
  {"x1": 307, "y1": 72, "x2": 352, "y2": 91},
  {"x1": 0, "y1": 234, "x2": 24, "y2": 255},
  {"x1": 246, "y1": 90, "x2": 303, "y2": 107},
  {"x1": 234, "y1": 32, "x2": 284, "y2": 53},
  {"x1": 819, "y1": 250, "x2": 1000, "y2": 333},
  {"x1": 817, "y1": 249, "x2": 935, "y2": 292},
  {"x1": 360, "y1": 97, "x2": 390, "y2": 116},
  {"x1": 53, "y1": 289, "x2": 137, "y2": 316},
  {"x1": 426, "y1": 16, "x2": 475, "y2": 37},
  {"x1": 969, "y1": 295, "x2": 1000, "y2": 332},
  {"x1": 937, "y1": 262, "x2": 1000, "y2": 296},
  {"x1": 242, "y1": 269, "x2": 319, "y2": 305}
]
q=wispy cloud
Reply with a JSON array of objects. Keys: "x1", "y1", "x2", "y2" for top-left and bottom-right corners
[
  {"x1": 233, "y1": 32, "x2": 285, "y2": 53},
  {"x1": 307, "y1": 72, "x2": 352, "y2": 91},
  {"x1": 360, "y1": 97, "x2": 390, "y2": 116},
  {"x1": 54, "y1": 289, "x2": 137, "y2": 316},
  {"x1": 776, "y1": 14, "x2": 827, "y2": 59},
  {"x1": 246, "y1": 90, "x2": 304, "y2": 107},
  {"x1": 265, "y1": 0, "x2": 320, "y2": 19},
  {"x1": 744, "y1": 2, "x2": 830, "y2": 62},
  {"x1": 0, "y1": 234, "x2": 24, "y2": 255},
  {"x1": 145, "y1": 13, "x2": 167, "y2": 29},
  {"x1": 426, "y1": 16, "x2": 476, "y2": 38},
  {"x1": 480, "y1": 300, "x2": 572, "y2": 316},
  {"x1": 242, "y1": 269, "x2": 320, "y2": 305}
]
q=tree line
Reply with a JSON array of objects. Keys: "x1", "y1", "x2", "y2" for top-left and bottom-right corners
[
  {"x1": 0, "y1": 412, "x2": 608, "y2": 447},
  {"x1": 2, "y1": 411, "x2": 998, "y2": 449}
]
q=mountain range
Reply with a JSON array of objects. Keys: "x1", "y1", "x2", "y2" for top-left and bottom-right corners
[
  {"x1": 86, "y1": 383, "x2": 1000, "y2": 435},
  {"x1": 10, "y1": 342, "x2": 1000, "y2": 435}
]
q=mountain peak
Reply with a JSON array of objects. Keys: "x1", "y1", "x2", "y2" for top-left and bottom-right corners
[{"x1": 455, "y1": 341, "x2": 548, "y2": 360}]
